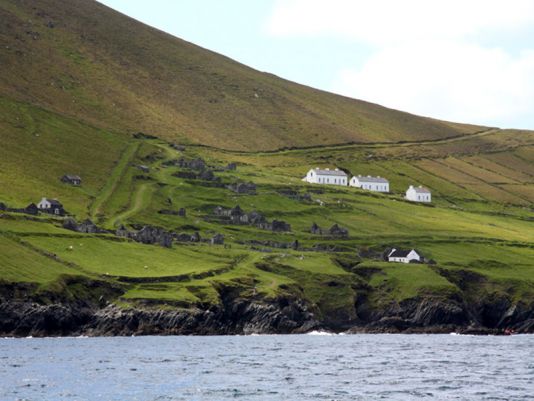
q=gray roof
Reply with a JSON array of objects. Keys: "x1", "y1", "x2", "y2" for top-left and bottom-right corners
[
  {"x1": 410, "y1": 186, "x2": 431, "y2": 194},
  {"x1": 353, "y1": 175, "x2": 389, "y2": 183},
  {"x1": 44, "y1": 198, "x2": 63, "y2": 207},
  {"x1": 63, "y1": 175, "x2": 81, "y2": 180},
  {"x1": 311, "y1": 168, "x2": 347, "y2": 177},
  {"x1": 389, "y1": 249, "x2": 417, "y2": 258}
]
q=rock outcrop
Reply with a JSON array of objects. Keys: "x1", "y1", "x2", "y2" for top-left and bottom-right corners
[
  {"x1": 1, "y1": 281, "x2": 534, "y2": 337},
  {"x1": 0, "y1": 282, "x2": 321, "y2": 337}
]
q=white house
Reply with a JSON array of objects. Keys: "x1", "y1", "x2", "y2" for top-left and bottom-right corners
[
  {"x1": 349, "y1": 175, "x2": 389, "y2": 192},
  {"x1": 406, "y1": 185, "x2": 431, "y2": 203},
  {"x1": 303, "y1": 168, "x2": 348, "y2": 186},
  {"x1": 37, "y1": 197, "x2": 65, "y2": 215},
  {"x1": 388, "y1": 248, "x2": 421, "y2": 263}
]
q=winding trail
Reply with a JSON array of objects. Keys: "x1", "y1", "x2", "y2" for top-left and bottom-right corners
[
  {"x1": 109, "y1": 182, "x2": 155, "y2": 227},
  {"x1": 89, "y1": 142, "x2": 140, "y2": 222}
]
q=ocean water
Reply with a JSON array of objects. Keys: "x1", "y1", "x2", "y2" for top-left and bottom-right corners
[{"x1": 0, "y1": 333, "x2": 532, "y2": 401}]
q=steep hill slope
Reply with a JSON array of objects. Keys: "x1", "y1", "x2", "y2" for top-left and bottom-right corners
[
  {"x1": 1, "y1": 0, "x2": 533, "y2": 336},
  {"x1": 0, "y1": 0, "x2": 485, "y2": 151}
]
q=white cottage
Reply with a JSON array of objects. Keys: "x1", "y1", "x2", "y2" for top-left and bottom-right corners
[
  {"x1": 388, "y1": 248, "x2": 421, "y2": 263},
  {"x1": 349, "y1": 175, "x2": 389, "y2": 192},
  {"x1": 303, "y1": 168, "x2": 348, "y2": 186},
  {"x1": 406, "y1": 185, "x2": 431, "y2": 203},
  {"x1": 37, "y1": 197, "x2": 65, "y2": 215}
]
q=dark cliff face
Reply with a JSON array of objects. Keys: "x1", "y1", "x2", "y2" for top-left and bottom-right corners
[
  {"x1": 0, "y1": 298, "x2": 320, "y2": 337},
  {"x1": 1, "y1": 280, "x2": 533, "y2": 337}
]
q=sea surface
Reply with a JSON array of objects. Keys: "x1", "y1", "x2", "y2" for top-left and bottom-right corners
[{"x1": 0, "y1": 333, "x2": 533, "y2": 401}]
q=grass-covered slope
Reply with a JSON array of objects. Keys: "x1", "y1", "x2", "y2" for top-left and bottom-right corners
[
  {"x1": 0, "y1": 0, "x2": 487, "y2": 151},
  {"x1": 1, "y1": 132, "x2": 533, "y2": 330},
  {"x1": 1, "y1": 0, "x2": 533, "y2": 334}
]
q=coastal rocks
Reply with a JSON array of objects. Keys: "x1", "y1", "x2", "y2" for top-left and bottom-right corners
[
  {"x1": 2, "y1": 282, "x2": 534, "y2": 336},
  {"x1": 0, "y1": 301, "x2": 93, "y2": 337},
  {"x1": 0, "y1": 292, "x2": 321, "y2": 337}
]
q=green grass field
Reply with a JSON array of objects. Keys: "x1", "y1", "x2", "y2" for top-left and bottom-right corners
[
  {"x1": 0, "y1": 0, "x2": 533, "y2": 322},
  {"x1": 1, "y1": 132, "x2": 533, "y2": 317}
]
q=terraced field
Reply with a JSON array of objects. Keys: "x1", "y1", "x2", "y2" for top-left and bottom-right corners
[
  {"x1": 1, "y1": 128, "x2": 533, "y2": 317},
  {"x1": 0, "y1": 0, "x2": 533, "y2": 333}
]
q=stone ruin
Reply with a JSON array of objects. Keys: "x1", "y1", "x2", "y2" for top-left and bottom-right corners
[
  {"x1": 158, "y1": 208, "x2": 186, "y2": 217},
  {"x1": 328, "y1": 224, "x2": 349, "y2": 238},
  {"x1": 212, "y1": 205, "x2": 291, "y2": 232},
  {"x1": 210, "y1": 233, "x2": 225, "y2": 245},
  {"x1": 63, "y1": 218, "x2": 108, "y2": 234},
  {"x1": 310, "y1": 222, "x2": 323, "y2": 235},
  {"x1": 310, "y1": 222, "x2": 349, "y2": 238},
  {"x1": 116, "y1": 225, "x2": 174, "y2": 248},
  {"x1": 226, "y1": 182, "x2": 256, "y2": 194},
  {"x1": 175, "y1": 231, "x2": 201, "y2": 243},
  {"x1": 278, "y1": 189, "x2": 312, "y2": 202}
]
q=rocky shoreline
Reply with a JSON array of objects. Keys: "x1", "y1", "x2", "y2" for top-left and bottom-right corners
[{"x1": 1, "y1": 288, "x2": 533, "y2": 337}]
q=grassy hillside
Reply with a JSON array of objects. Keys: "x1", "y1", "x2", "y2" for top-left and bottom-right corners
[
  {"x1": 0, "y1": 0, "x2": 487, "y2": 151},
  {"x1": 1, "y1": 132, "x2": 533, "y2": 321},
  {"x1": 0, "y1": 0, "x2": 533, "y2": 331}
]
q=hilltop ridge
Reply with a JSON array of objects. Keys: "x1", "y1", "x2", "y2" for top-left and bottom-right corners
[{"x1": 0, "y1": 0, "x2": 486, "y2": 151}]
